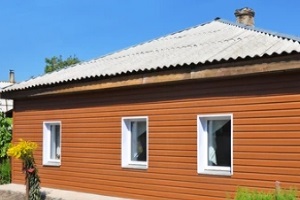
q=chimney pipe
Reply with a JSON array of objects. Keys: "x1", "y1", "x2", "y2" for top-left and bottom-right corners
[
  {"x1": 9, "y1": 70, "x2": 15, "y2": 83},
  {"x1": 234, "y1": 7, "x2": 255, "y2": 26}
]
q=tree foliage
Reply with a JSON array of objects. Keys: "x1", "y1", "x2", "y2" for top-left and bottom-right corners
[
  {"x1": 44, "y1": 55, "x2": 80, "y2": 73},
  {"x1": 0, "y1": 112, "x2": 12, "y2": 185},
  {"x1": 0, "y1": 158, "x2": 11, "y2": 184},
  {"x1": 0, "y1": 112, "x2": 12, "y2": 160}
]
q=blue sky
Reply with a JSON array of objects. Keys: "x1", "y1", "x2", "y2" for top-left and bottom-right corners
[{"x1": 0, "y1": 0, "x2": 299, "y2": 82}]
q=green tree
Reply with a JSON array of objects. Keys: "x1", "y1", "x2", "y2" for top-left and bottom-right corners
[
  {"x1": 44, "y1": 55, "x2": 80, "y2": 73},
  {"x1": 0, "y1": 112, "x2": 12, "y2": 185},
  {"x1": 0, "y1": 112, "x2": 12, "y2": 161}
]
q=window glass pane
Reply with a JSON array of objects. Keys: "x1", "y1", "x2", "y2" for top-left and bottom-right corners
[
  {"x1": 50, "y1": 125, "x2": 60, "y2": 160},
  {"x1": 207, "y1": 119, "x2": 231, "y2": 167},
  {"x1": 131, "y1": 121, "x2": 147, "y2": 162}
]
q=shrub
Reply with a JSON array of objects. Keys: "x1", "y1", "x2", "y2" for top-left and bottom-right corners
[
  {"x1": 275, "y1": 188, "x2": 298, "y2": 200},
  {"x1": 0, "y1": 112, "x2": 12, "y2": 160},
  {"x1": 231, "y1": 187, "x2": 297, "y2": 200},
  {"x1": 0, "y1": 158, "x2": 11, "y2": 184},
  {"x1": 234, "y1": 187, "x2": 273, "y2": 200},
  {"x1": 7, "y1": 139, "x2": 41, "y2": 200}
]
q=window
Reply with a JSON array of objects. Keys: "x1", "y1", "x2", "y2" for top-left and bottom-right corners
[
  {"x1": 197, "y1": 114, "x2": 233, "y2": 175},
  {"x1": 122, "y1": 117, "x2": 148, "y2": 169},
  {"x1": 43, "y1": 122, "x2": 61, "y2": 166}
]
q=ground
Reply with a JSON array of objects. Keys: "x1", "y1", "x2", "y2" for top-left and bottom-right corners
[{"x1": 0, "y1": 190, "x2": 63, "y2": 200}]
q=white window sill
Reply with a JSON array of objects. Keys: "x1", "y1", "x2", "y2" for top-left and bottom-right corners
[
  {"x1": 43, "y1": 161, "x2": 61, "y2": 167},
  {"x1": 122, "y1": 164, "x2": 148, "y2": 170},
  {"x1": 198, "y1": 170, "x2": 232, "y2": 176}
]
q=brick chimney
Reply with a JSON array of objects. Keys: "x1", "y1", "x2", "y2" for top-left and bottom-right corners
[
  {"x1": 9, "y1": 70, "x2": 15, "y2": 83},
  {"x1": 234, "y1": 7, "x2": 255, "y2": 26}
]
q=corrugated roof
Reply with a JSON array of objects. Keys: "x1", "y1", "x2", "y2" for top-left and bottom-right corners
[
  {"x1": 3, "y1": 19, "x2": 300, "y2": 92},
  {"x1": 0, "y1": 82, "x2": 13, "y2": 91}
]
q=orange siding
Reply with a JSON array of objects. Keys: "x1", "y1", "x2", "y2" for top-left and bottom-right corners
[{"x1": 11, "y1": 72, "x2": 300, "y2": 199}]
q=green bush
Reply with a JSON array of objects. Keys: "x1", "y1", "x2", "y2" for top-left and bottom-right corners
[
  {"x1": 0, "y1": 112, "x2": 12, "y2": 159},
  {"x1": 0, "y1": 112, "x2": 12, "y2": 185},
  {"x1": 231, "y1": 187, "x2": 297, "y2": 200},
  {"x1": 0, "y1": 158, "x2": 11, "y2": 184},
  {"x1": 275, "y1": 188, "x2": 298, "y2": 200},
  {"x1": 234, "y1": 187, "x2": 273, "y2": 200}
]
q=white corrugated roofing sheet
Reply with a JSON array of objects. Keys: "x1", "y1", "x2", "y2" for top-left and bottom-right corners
[
  {"x1": 0, "y1": 82, "x2": 13, "y2": 91},
  {"x1": 4, "y1": 19, "x2": 300, "y2": 92}
]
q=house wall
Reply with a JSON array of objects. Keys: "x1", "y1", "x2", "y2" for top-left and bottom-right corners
[
  {"x1": 0, "y1": 81, "x2": 13, "y2": 113},
  {"x1": 11, "y1": 71, "x2": 300, "y2": 200}
]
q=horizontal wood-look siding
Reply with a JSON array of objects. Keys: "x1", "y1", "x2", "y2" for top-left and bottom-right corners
[{"x1": 11, "y1": 72, "x2": 300, "y2": 199}]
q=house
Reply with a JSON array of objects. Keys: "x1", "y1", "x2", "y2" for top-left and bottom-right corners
[
  {"x1": 0, "y1": 70, "x2": 15, "y2": 117},
  {"x1": 1, "y1": 8, "x2": 300, "y2": 200}
]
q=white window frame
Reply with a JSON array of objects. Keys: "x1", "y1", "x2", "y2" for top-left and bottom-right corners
[
  {"x1": 43, "y1": 121, "x2": 62, "y2": 166},
  {"x1": 121, "y1": 116, "x2": 148, "y2": 169},
  {"x1": 197, "y1": 114, "x2": 233, "y2": 176}
]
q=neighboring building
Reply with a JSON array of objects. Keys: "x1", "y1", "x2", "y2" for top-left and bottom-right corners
[
  {"x1": 0, "y1": 70, "x2": 15, "y2": 116},
  {"x1": 1, "y1": 8, "x2": 300, "y2": 200}
]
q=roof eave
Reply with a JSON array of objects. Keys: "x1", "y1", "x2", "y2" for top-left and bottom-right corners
[{"x1": 2, "y1": 53, "x2": 300, "y2": 99}]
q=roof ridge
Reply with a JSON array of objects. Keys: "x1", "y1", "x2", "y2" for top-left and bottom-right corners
[{"x1": 216, "y1": 18, "x2": 300, "y2": 43}]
